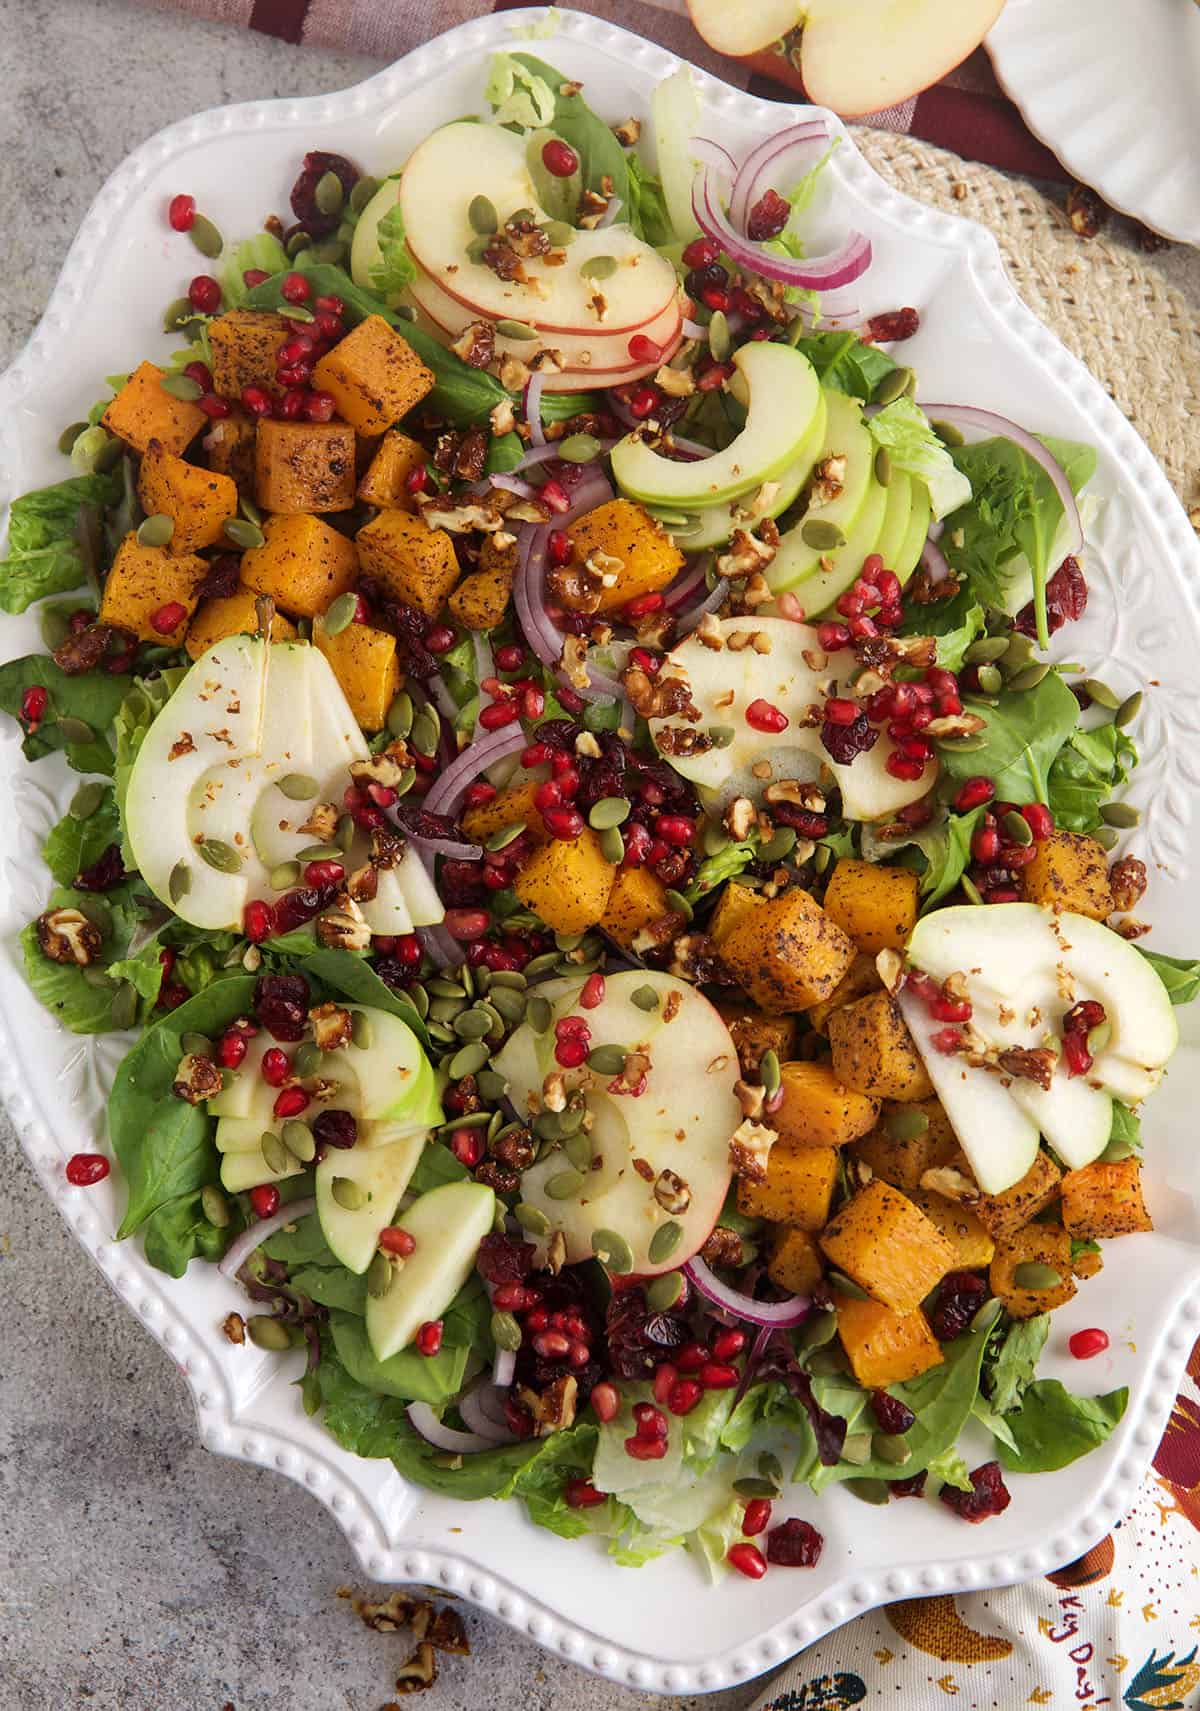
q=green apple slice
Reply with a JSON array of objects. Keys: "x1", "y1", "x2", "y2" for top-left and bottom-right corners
[
  {"x1": 315, "y1": 1127, "x2": 432, "y2": 1274},
  {"x1": 683, "y1": 391, "x2": 829, "y2": 551},
  {"x1": 365, "y1": 1181, "x2": 496, "y2": 1360},
  {"x1": 767, "y1": 389, "x2": 875, "y2": 590},
  {"x1": 209, "y1": 1033, "x2": 276, "y2": 1119},
  {"x1": 610, "y1": 343, "x2": 821, "y2": 509},
  {"x1": 220, "y1": 1143, "x2": 304, "y2": 1194},
  {"x1": 894, "y1": 475, "x2": 932, "y2": 579},
  {"x1": 872, "y1": 470, "x2": 913, "y2": 572},
  {"x1": 774, "y1": 473, "x2": 889, "y2": 610}
]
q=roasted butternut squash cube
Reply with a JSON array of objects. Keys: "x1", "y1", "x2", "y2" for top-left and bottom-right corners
[
  {"x1": 185, "y1": 586, "x2": 296, "y2": 660},
  {"x1": 852, "y1": 1099, "x2": 958, "y2": 1195},
  {"x1": 721, "y1": 886, "x2": 856, "y2": 1013},
  {"x1": 207, "y1": 309, "x2": 290, "y2": 398},
  {"x1": 715, "y1": 1005, "x2": 798, "y2": 1078},
  {"x1": 990, "y1": 1222, "x2": 1077, "y2": 1320},
  {"x1": 512, "y1": 829, "x2": 615, "y2": 933},
  {"x1": 822, "y1": 858, "x2": 920, "y2": 954},
  {"x1": 736, "y1": 1145, "x2": 838, "y2": 1230},
  {"x1": 100, "y1": 532, "x2": 205, "y2": 645},
  {"x1": 136, "y1": 440, "x2": 238, "y2": 556},
  {"x1": 204, "y1": 408, "x2": 257, "y2": 494},
  {"x1": 827, "y1": 990, "x2": 934, "y2": 1101},
  {"x1": 969, "y1": 1149, "x2": 1062, "y2": 1242},
  {"x1": 102, "y1": 360, "x2": 206, "y2": 455},
  {"x1": 461, "y1": 777, "x2": 547, "y2": 848},
  {"x1": 599, "y1": 865, "x2": 669, "y2": 949},
  {"x1": 1061, "y1": 1156, "x2": 1152, "y2": 1239},
  {"x1": 912, "y1": 1190, "x2": 995, "y2": 1269},
  {"x1": 357, "y1": 429, "x2": 427, "y2": 509},
  {"x1": 807, "y1": 951, "x2": 882, "y2": 1034},
  {"x1": 562, "y1": 499, "x2": 685, "y2": 614},
  {"x1": 1023, "y1": 830, "x2": 1113, "y2": 920},
  {"x1": 448, "y1": 534, "x2": 517, "y2": 631},
  {"x1": 709, "y1": 882, "x2": 766, "y2": 948},
  {"x1": 355, "y1": 509, "x2": 460, "y2": 618},
  {"x1": 255, "y1": 419, "x2": 357, "y2": 514},
  {"x1": 820, "y1": 1179, "x2": 955, "y2": 1313},
  {"x1": 239, "y1": 513, "x2": 359, "y2": 619},
  {"x1": 773, "y1": 1060, "x2": 879, "y2": 1150},
  {"x1": 836, "y1": 1296, "x2": 943, "y2": 1388},
  {"x1": 314, "y1": 614, "x2": 402, "y2": 731},
  {"x1": 767, "y1": 1226, "x2": 824, "y2": 1295},
  {"x1": 311, "y1": 314, "x2": 434, "y2": 435}
]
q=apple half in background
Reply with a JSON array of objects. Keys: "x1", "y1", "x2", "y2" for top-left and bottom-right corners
[{"x1": 686, "y1": 0, "x2": 1006, "y2": 119}]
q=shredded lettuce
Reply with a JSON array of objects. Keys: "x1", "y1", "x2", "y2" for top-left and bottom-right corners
[
  {"x1": 369, "y1": 203, "x2": 417, "y2": 299},
  {"x1": 0, "y1": 471, "x2": 120, "y2": 612},
  {"x1": 485, "y1": 52, "x2": 557, "y2": 129},
  {"x1": 868, "y1": 397, "x2": 972, "y2": 520},
  {"x1": 221, "y1": 231, "x2": 289, "y2": 307}
]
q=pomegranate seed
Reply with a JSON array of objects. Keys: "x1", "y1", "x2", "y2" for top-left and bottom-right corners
[
  {"x1": 931, "y1": 1027, "x2": 964, "y2": 1054},
  {"x1": 168, "y1": 193, "x2": 196, "y2": 232},
  {"x1": 727, "y1": 1543, "x2": 767, "y2": 1579},
  {"x1": 682, "y1": 236, "x2": 721, "y2": 268},
  {"x1": 742, "y1": 1498, "x2": 772, "y2": 1537},
  {"x1": 243, "y1": 899, "x2": 276, "y2": 943},
  {"x1": 579, "y1": 972, "x2": 606, "y2": 1010},
  {"x1": 666, "y1": 1379, "x2": 704, "y2": 1415},
  {"x1": 281, "y1": 271, "x2": 311, "y2": 303},
  {"x1": 405, "y1": 465, "x2": 428, "y2": 495},
  {"x1": 65, "y1": 1153, "x2": 109, "y2": 1186},
  {"x1": 700, "y1": 285, "x2": 730, "y2": 313},
  {"x1": 394, "y1": 933, "x2": 423, "y2": 968},
  {"x1": 241, "y1": 385, "x2": 273, "y2": 417},
  {"x1": 628, "y1": 333, "x2": 662, "y2": 365},
  {"x1": 629, "y1": 646, "x2": 660, "y2": 676},
  {"x1": 696, "y1": 361, "x2": 734, "y2": 392},
  {"x1": 183, "y1": 359, "x2": 214, "y2": 391},
  {"x1": 540, "y1": 478, "x2": 570, "y2": 514},
  {"x1": 823, "y1": 697, "x2": 860, "y2": 727},
  {"x1": 543, "y1": 804, "x2": 585, "y2": 841},
  {"x1": 633, "y1": 1402, "x2": 668, "y2": 1440},
  {"x1": 929, "y1": 995, "x2": 973, "y2": 1023},
  {"x1": 187, "y1": 274, "x2": 221, "y2": 313},
  {"x1": 463, "y1": 781, "x2": 498, "y2": 809},
  {"x1": 19, "y1": 685, "x2": 48, "y2": 728},
  {"x1": 651, "y1": 1363, "x2": 679, "y2": 1404},
  {"x1": 314, "y1": 310, "x2": 344, "y2": 340},
  {"x1": 1069, "y1": 1327, "x2": 1109, "y2": 1359},
  {"x1": 711, "y1": 1328, "x2": 746, "y2": 1361},
  {"x1": 479, "y1": 701, "x2": 519, "y2": 731},
  {"x1": 314, "y1": 294, "x2": 345, "y2": 315},
  {"x1": 985, "y1": 886, "x2": 1023, "y2": 904},
  {"x1": 525, "y1": 1307, "x2": 549, "y2": 1332},
  {"x1": 303, "y1": 859, "x2": 345, "y2": 889},
  {"x1": 520, "y1": 685, "x2": 545, "y2": 720},
  {"x1": 273, "y1": 1086, "x2": 310, "y2": 1120},
  {"x1": 1063, "y1": 1031, "x2": 1093, "y2": 1077},
  {"x1": 532, "y1": 1330, "x2": 571, "y2": 1359},
  {"x1": 541, "y1": 138, "x2": 579, "y2": 177},
  {"x1": 557, "y1": 688, "x2": 586, "y2": 715},
  {"x1": 145, "y1": 599, "x2": 186, "y2": 637},
  {"x1": 301, "y1": 391, "x2": 336, "y2": 423},
  {"x1": 555, "y1": 1037, "x2": 588, "y2": 1069},
  {"x1": 886, "y1": 754, "x2": 925, "y2": 781},
  {"x1": 198, "y1": 393, "x2": 232, "y2": 419},
  {"x1": 700, "y1": 1362, "x2": 739, "y2": 1389},
  {"x1": 555, "y1": 1015, "x2": 591, "y2": 1038},
  {"x1": 590, "y1": 1383, "x2": 620, "y2": 1423},
  {"x1": 249, "y1": 1184, "x2": 280, "y2": 1218},
  {"x1": 424, "y1": 625, "x2": 455, "y2": 654},
  {"x1": 624, "y1": 591, "x2": 665, "y2": 620},
  {"x1": 624, "y1": 1435, "x2": 668, "y2": 1461},
  {"x1": 955, "y1": 776, "x2": 995, "y2": 813},
  {"x1": 379, "y1": 1227, "x2": 416, "y2": 1258},
  {"x1": 416, "y1": 1320, "x2": 443, "y2": 1357},
  {"x1": 533, "y1": 780, "x2": 563, "y2": 813},
  {"x1": 628, "y1": 386, "x2": 660, "y2": 419},
  {"x1": 1022, "y1": 801, "x2": 1054, "y2": 840},
  {"x1": 277, "y1": 390, "x2": 305, "y2": 419},
  {"x1": 972, "y1": 825, "x2": 1001, "y2": 864},
  {"x1": 243, "y1": 268, "x2": 270, "y2": 288},
  {"x1": 495, "y1": 643, "x2": 525, "y2": 672},
  {"x1": 675, "y1": 1341, "x2": 709, "y2": 1373},
  {"x1": 565, "y1": 1478, "x2": 606, "y2": 1509},
  {"x1": 745, "y1": 699, "x2": 788, "y2": 734},
  {"x1": 449, "y1": 1127, "x2": 485, "y2": 1169},
  {"x1": 443, "y1": 908, "x2": 490, "y2": 940},
  {"x1": 279, "y1": 332, "x2": 314, "y2": 363},
  {"x1": 656, "y1": 814, "x2": 694, "y2": 847}
]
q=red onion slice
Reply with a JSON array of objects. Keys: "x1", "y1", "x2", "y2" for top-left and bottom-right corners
[
  {"x1": 417, "y1": 922, "x2": 460, "y2": 969},
  {"x1": 490, "y1": 472, "x2": 540, "y2": 500},
  {"x1": 921, "y1": 535, "x2": 952, "y2": 585},
  {"x1": 513, "y1": 524, "x2": 565, "y2": 669},
  {"x1": 524, "y1": 372, "x2": 547, "y2": 447},
  {"x1": 404, "y1": 831, "x2": 484, "y2": 861},
  {"x1": 218, "y1": 1197, "x2": 317, "y2": 1280},
  {"x1": 689, "y1": 136, "x2": 737, "y2": 179},
  {"x1": 662, "y1": 558, "x2": 709, "y2": 609},
  {"x1": 423, "y1": 723, "x2": 528, "y2": 818},
  {"x1": 492, "y1": 1346, "x2": 516, "y2": 1389},
  {"x1": 683, "y1": 1254, "x2": 811, "y2": 1327},
  {"x1": 407, "y1": 1401, "x2": 496, "y2": 1454},
  {"x1": 675, "y1": 575, "x2": 730, "y2": 636},
  {"x1": 682, "y1": 317, "x2": 706, "y2": 341},
  {"x1": 729, "y1": 120, "x2": 832, "y2": 233},
  {"x1": 916, "y1": 403, "x2": 1083, "y2": 562},
  {"x1": 458, "y1": 1383, "x2": 517, "y2": 1442},
  {"x1": 692, "y1": 167, "x2": 871, "y2": 292}
]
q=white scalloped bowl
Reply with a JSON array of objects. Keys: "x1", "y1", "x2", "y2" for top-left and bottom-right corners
[{"x1": 2, "y1": 9, "x2": 1200, "y2": 1694}]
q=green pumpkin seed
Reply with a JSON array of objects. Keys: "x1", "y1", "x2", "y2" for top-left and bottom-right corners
[
  {"x1": 586, "y1": 1044, "x2": 628, "y2": 1076},
  {"x1": 262, "y1": 1132, "x2": 291, "y2": 1175},
  {"x1": 1083, "y1": 678, "x2": 1120, "y2": 710},
  {"x1": 69, "y1": 780, "x2": 106, "y2": 821},
  {"x1": 110, "y1": 981, "x2": 139, "y2": 1030},
  {"x1": 663, "y1": 888, "x2": 693, "y2": 922},
  {"x1": 296, "y1": 843, "x2": 343, "y2": 862},
  {"x1": 798, "y1": 1307, "x2": 838, "y2": 1353},
  {"x1": 58, "y1": 715, "x2": 96, "y2": 747},
  {"x1": 469, "y1": 194, "x2": 499, "y2": 235},
  {"x1": 938, "y1": 734, "x2": 987, "y2": 753},
  {"x1": 759, "y1": 827, "x2": 798, "y2": 864},
  {"x1": 931, "y1": 417, "x2": 965, "y2": 446},
  {"x1": 646, "y1": 1271, "x2": 685, "y2": 1311},
  {"x1": 631, "y1": 984, "x2": 660, "y2": 1012},
  {"x1": 533, "y1": 1110, "x2": 563, "y2": 1143},
  {"x1": 1007, "y1": 662, "x2": 1050, "y2": 692},
  {"x1": 707, "y1": 309, "x2": 732, "y2": 362},
  {"x1": 702, "y1": 821, "x2": 731, "y2": 858},
  {"x1": 965, "y1": 636, "x2": 1011, "y2": 665},
  {"x1": 1087, "y1": 1021, "x2": 1113, "y2": 1056},
  {"x1": 526, "y1": 994, "x2": 553, "y2": 1034},
  {"x1": 198, "y1": 840, "x2": 242, "y2": 874},
  {"x1": 845, "y1": 1478, "x2": 891, "y2": 1506},
  {"x1": 559, "y1": 433, "x2": 602, "y2": 463},
  {"x1": 873, "y1": 1433, "x2": 911, "y2": 1466},
  {"x1": 454, "y1": 1007, "x2": 495, "y2": 1042},
  {"x1": 1001, "y1": 810, "x2": 1034, "y2": 846},
  {"x1": 162, "y1": 296, "x2": 196, "y2": 332},
  {"x1": 1100, "y1": 801, "x2": 1140, "y2": 828},
  {"x1": 279, "y1": 302, "x2": 316, "y2": 322},
  {"x1": 648, "y1": 1221, "x2": 683, "y2": 1264},
  {"x1": 485, "y1": 821, "x2": 526, "y2": 852},
  {"x1": 599, "y1": 826, "x2": 625, "y2": 866},
  {"x1": 874, "y1": 366, "x2": 915, "y2": 406},
  {"x1": 489, "y1": 969, "x2": 528, "y2": 991},
  {"x1": 543, "y1": 220, "x2": 574, "y2": 247},
  {"x1": 350, "y1": 1010, "x2": 373, "y2": 1051},
  {"x1": 465, "y1": 235, "x2": 490, "y2": 265},
  {"x1": 224, "y1": 517, "x2": 264, "y2": 551},
  {"x1": 314, "y1": 170, "x2": 344, "y2": 217},
  {"x1": 488, "y1": 987, "x2": 527, "y2": 1026},
  {"x1": 323, "y1": 591, "x2": 358, "y2": 637},
  {"x1": 366, "y1": 1252, "x2": 395, "y2": 1299},
  {"x1": 759, "y1": 1049, "x2": 781, "y2": 1096},
  {"x1": 579, "y1": 255, "x2": 618, "y2": 281},
  {"x1": 282, "y1": 1120, "x2": 316, "y2": 1163},
  {"x1": 523, "y1": 951, "x2": 561, "y2": 981},
  {"x1": 975, "y1": 664, "x2": 1003, "y2": 695},
  {"x1": 970, "y1": 1297, "x2": 1004, "y2": 1335},
  {"x1": 285, "y1": 229, "x2": 311, "y2": 258},
  {"x1": 387, "y1": 690, "x2": 415, "y2": 740},
  {"x1": 886, "y1": 1106, "x2": 929, "y2": 1141},
  {"x1": 1115, "y1": 691, "x2": 1142, "y2": 728},
  {"x1": 814, "y1": 842, "x2": 833, "y2": 874},
  {"x1": 1095, "y1": 826, "x2": 1120, "y2": 851},
  {"x1": 840, "y1": 1431, "x2": 873, "y2": 1466},
  {"x1": 293, "y1": 1041, "x2": 322, "y2": 1078},
  {"x1": 1002, "y1": 633, "x2": 1036, "y2": 671},
  {"x1": 160, "y1": 371, "x2": 203, "y2": 402},
  {"x1": 829, "y1": 1270, "x2": 871, "y2": 1301},
  {"x1": 169, "y1": 861, "x2": 191, "y2": 904},
  {"x1": 591, "y1": 1227, "x2": 634, "y2": 1274},
  {"x1": 247, "y1": 1315, "x2": 292, "y2": 1351},
  {"x1": 429, "y1": 976, "x2": 467, "y2": 999},
  {"x1": 758, "y1": 1451, "x2": 785, "y2": 1485},
  {"x1": 491, "y1": 1309, "x2": 523, "y2": 1352},
  {"x1": 136, "y1": 513, "x2": 175, "y2": 548},
  {"x1": 268, "y1": 860, "x2": 300, "y2": 891},
  {"x1": 348, "y1": 174, "x2": 380, "y2": 213},
  {"x1": 57, "y1": 420, "x2": 89, "y2": 456},
  {"x1": 494, "y1": 318, "x2": 538, "y2": 341},
  {"x1": 429, "y1": 997, "x2": 466, "y2": 1027},
  {"x1": 448, "y1": 1040, "x2": 490, "y2": 1079},
  {"x1": 801, "y1": 518, "x2": 846, "y2": 551},
  {"x1": 873, "y1": 446, "x2": 892, "y2": 487},
  {"x1": 277, "y1": 772, "x2": 320, "y2": 801},
  {"x1": 732, "y1": 1476, "x2": 779, "y2": 1499},
  {"x1": 1012, "y1": 1261, "x2": 1063, "y2": 1290},
  {"x1": 82, "y1": 967, "x2": 116, "y2": 991},
  {"x1": 563, "y1": 1129, "x2": 594, "y2": 1173},
  {"x1": 188, "y1": 214, "x2": 223, "y2": 259},
  {"x1": 331, "y1": 1177, "x2": 366, "y2": 1212},
  {"x1": 545, "y1": 1168, "x2": 584, "y2": 1201},
  {"x1": 411, "y1": 708, "x2": 440, "y2": 757},
  {"x1": 393, "y1": 765, "x2": 417, "y2": 798},
  {"x1": 201, "y1": 1184, "x2": 230, "y2": 1228},
  {"x1": 408, "y1": 984, "x2": 431, "y2": 1021}
]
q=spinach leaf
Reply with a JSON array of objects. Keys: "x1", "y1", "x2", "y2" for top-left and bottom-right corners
[
  {"x1": 409, "y1": 1142, "x2": 470, "y2": 1193},
  {"x1": 1138, "y1": 949, "x2": 1200, "y2": 1007},
  {"x1": 898, "y1": 587, "x2": 986, "y2": 673},
  {"x1": 290, "y1": 1263, "x2": 368, "y2": 1316},
  {"x1": 1109, "y1": 1102, "x2": 1142, "y2": 1153},
  {"x1": 510, "y1": 53, "x2": 630, "y2": 206},
  {"x1": 998, "y1": 1379, "x2": 1128, "y2": 1473},
  {"x1": 20, "y1": 876, "x2": 144, "y2": 1035},
  {"x1": 328, "y1": 1280, "x2": 489, "y2": 1406},
  {"x1": 42, "y1": 789, "x2": 121, "y2": 886},
  {"x1": 263, "y1": 1210, "x2": 335, "y2": 1265},
  {"x1": 221, "y1": 231, "x2": 289, "y2": 307},
  {"x1": 109, "y1": 976, "x2": 257, "y2": 1238},
  {"x1": 986, "y1": 1314, "x2": 1049, "y2": 1414},
  {"x1": 940, "y1": 673, "x2": 1081, "y2": 806},
  {"x1": 791, "y1": 331, "x2": 897, "y2": 402},
  {"x1": 296, "y1": 946, "x2": 428, "y2": 1047},
  {"x1": 0, "y1": 471, "x2": 121, "y2": 612},
  {"x1": 142, "y1": 1186, "x2": 239, "y2": 1277},
  {"x1": 861, "y1": 807, "x2": 983, "y2": 911},
  {"x1": 0, "y1": 653, "x2": 130, "y2": 774},
  {"x1": 1046, "y1": 720, "x2": 1138, "y2": 834}
]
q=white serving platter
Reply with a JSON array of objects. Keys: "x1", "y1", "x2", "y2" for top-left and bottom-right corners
[{"x1": 2, "y1": 7, "x2": 1200, "y2": 1694}]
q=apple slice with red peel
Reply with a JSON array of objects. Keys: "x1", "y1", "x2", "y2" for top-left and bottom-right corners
[
  {"x1": 798, "y1": 0, "x2": 1006, "y2": 118},
  {"x1": 686, "y1": 0, "x2": 803, "y2": 57}
]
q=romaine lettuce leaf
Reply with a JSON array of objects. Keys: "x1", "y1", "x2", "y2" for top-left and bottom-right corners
[
  {"x1": 868, "y1": 397, "x2": 971, "y2": 520},
  {"x1": 0, "y1": 471, "x2": 120, "y2": 612}
]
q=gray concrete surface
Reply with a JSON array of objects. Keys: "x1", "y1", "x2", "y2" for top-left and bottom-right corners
[{"x1": 1, "y1": 3, "x2": 1197, "y2": 1708}]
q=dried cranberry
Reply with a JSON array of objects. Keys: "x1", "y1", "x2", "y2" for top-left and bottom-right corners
[
  {"x1": 938, "y1": 1460, "x2": 1012, "y2": 1523},
  {"x1": 253, "y1": 972, "x2": 310, "y2": 1042},
  {"x1": 1014, "y1": 555, "x2": 1087, "y2": 638},
  {"x1": 870, "y1": 1389, "x2": 917, "y2": 1434},
  {"x1": 312, "y1": 1109, "x2": 357, "y2": 1150},
  {"x1": 765, "y1": 1518, "x2": 823, "y2": 1567},
  {"x1": 73, "y1": 843, "x2": 127, "y2": 893},
  {"x1": 821, "y1": 710, "x2": 879, "y2": 765},
  {"x1": 929, "y1": 1270, "x2": 988, "y2": 1342},
  {"x1": 770, "y1": 802, "x2": 829, "y2": 839},
  {"x1": 476, "y1": 1232, "x2": 536, "y2": 1284},
  {"x1": 891, "y1": 1470, "x2": 928, "y2": 1498},
  {"x1": 197, "y1": 554, "x2": 242, "y2": 602},
  {"x1": 289, "y1": 150, "x2": 359, "y2": 238},
  {"x1": 863, "y1": 307, "x2": 920, "y2": 343},
  {"x1": 746, "y1": 188, "x2": 790, "y2": 242},
  {"x1": 272, "y1": 885, "x2": 335, "y2": 934}
]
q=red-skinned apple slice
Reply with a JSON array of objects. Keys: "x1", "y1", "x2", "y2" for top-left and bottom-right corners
[
  {"x1": 797, "y1": 0, "x2": 1006, "y2": 117},
  {"x1": 686, "y1": 0, "x2": 803, "y2": 57}
]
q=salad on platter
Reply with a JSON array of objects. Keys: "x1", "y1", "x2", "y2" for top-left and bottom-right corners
[{"x1": 5, "y1": 49, "x2": 1199, "y2": 1582}]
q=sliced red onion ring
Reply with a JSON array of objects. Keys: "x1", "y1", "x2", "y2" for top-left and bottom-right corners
[
  {"x1": 524, "y1": 372, "x2": 547, "y2": 446},
  {"x1": 598, "y1": 196, "x2": 623, "y2": 229},
  {"x1": 417, "y1": 921, "x2": 461, "y2": 969},
  {"x1": 917, "y1": 402, "x2": 1083, "y2": 563},
  {"x1": 218, "y1": 1197, "x2": 317, "y2": 1280},
  {"x1": 513, "y1": 524, "x2": 564, "y2": 669},
  {"x1": 423, "y1": 723, "x2": 528, "y2": 818},
  {"x1": 675, "y1": 576, "x2": 730, "y2": 636},
  {"x1": 662, "y1": 433, "x2": 713, "y2": 462},
  {"x1": 407, "y1": 1401, "x2": 497, "y2": 1454},
  {"x1": 662, "y1": 558, "x2": 710, "y2": 609},
  {"x1": 729, "y1": 119, "x2": 831, "y2": 234},
  {"x1": 689, "y1": 136, "x2": 737, "y2": 179},
  {"x1": 692, "y1": 166, "x2": 871, "y2": 292},
  {"x1": 458, "y1": 1383, "x2": 517, "y2": 1442},
  {"x1": 490, "y1": 472, "x2": 540, "y2": 500},
  {"x1": 404, "y1": 831, "x2": 484, "y2": 861},
  {"x1": 683, "y1": 1254, "x2": 811, "y2": 1327},
  {"x1": 682, "y1": 317, "x2": 706, "y2": 341},
  {"x1": 493, "y1": 1347, "x2": 517, "y2": 1388},
  {"x1": 426, "y1": 672, "x2": 458, "y2": 721},
  {"x1": 921, "y1": 535, "x2": 952, "y2": 585}
]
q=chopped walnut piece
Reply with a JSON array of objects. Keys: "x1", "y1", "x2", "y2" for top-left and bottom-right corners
[
  {"x1": 169, "y1": 732, "x2": 196, "y2": 761},
  {"x1": 352, "y1": 1590, "x2": 432, "y2": 1634},
  {"x1": 1108, "y1": 855, "x2": 1148, "y2": 914},
  {"x1": 696, "y1": 611, "x2": 724, "y2": 650},
  {"x1": 350, "y1": 746, "x2": 412, "y2": 791},
  {"x1": 654, "y1": 1167, "x2": 691, "y2": 1214},
  {"x1": 577, "y1": 189, "x2": 610, "y2": 228},
  {"x1": 449, "y1": 320, "x2": 495, "y2": 370},
  {"x1": 655, "y1": 365, "x2": 695, "y2": 398},
  {"x1": 172, "y1": 1051, "x2": 224, "y2": 1105},
  {"x1": 316, "y1": 893, "x2": 371, "y2": 952},
  {"x1": 734, "y1": 1078, "x2": 767, "y2": 1122},
  {"x1": 498, "y1": 354, "x2": 531, "y2": 392},
  {"x1": 427, "y1": 1609, "x2": 469, "y2": 1655},
  {"x1": 309, "y1": 1001, "x2": 352, "y2": 1052},
  {"x1": 37, "y1": 906, "x2": 102, "y2": 966},
  {"x1": 541, "y1": 1071, "x2": 567, "y2": 1113},
  {"x1": 546, "y1": 1228, "x2": 567, "y2": 1275},
  {"x1": 345, "y1": 862, "x2": 379, "y2": 904},
  {"x1": 560, "y1": 633, "x2": 592, "y2": 691},
  {"x1": 527, "y1": 347, "x2": 565, "y2": 374},
  {"x1": 489, "y1": 397, "x2": 516, "y2": 437},
  {"x1": 612, "y1": 116, "x2": 642, "y2": 146},
  {"x1": 622, "y1": 663, "x2": 700, "y2": 722},
  {"x1": 1067, "y1": 182, "x2": 1108, "y2": 239},
  {"x1": 717, "y1": 527, "x2": 777, "y2": 581},
  {"x1": 1113, "y1": 916, "x2": 1152, "y2": 941},
  {"x1": 728, "y1": 1118, "x2": 777, "y2": 1183},
  {"x1": 574, "y1": 730, "x2": 602, "y2": 758},
  {"x1": 764, "y1": 779, "x2": 825, "y2": 811},
  {"x1": 995, "y1": 1046, "x2": 1058, "y2": 1090},
  {"x1": 222, "y1": 1312, "x2": 246, "y2": 1345},
  {"x1": 520, "y1": 1374, "x2": 578, "y2": 1435},
  {"x1": 810, "y1": 454, "x2": 847, "y2": 505},
  {"x1": 723, "y1": 796, "x2": 756, "y2": 842},
  {"x1": 298, "y1": 801, "x2": 340, "y2": 841},
  {"x1": 920, "y1": 1165, "x2": 979, "y2": 1202},
  {"x1": 701, "y1": 1225, "x2": 743, "y2": 1268},
  {"x1": 393, "y1": 1642, "x2": 438, "y2": 1695},
  {"x1": 452, "y1": 426, "x2": 489, "y2": 483}
]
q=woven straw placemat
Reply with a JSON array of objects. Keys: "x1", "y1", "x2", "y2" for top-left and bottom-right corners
[{"x1": 853, "y1": 131, "x2": 1200, "y2": 507}]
